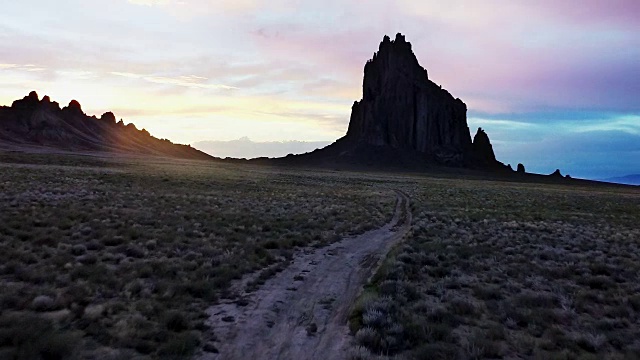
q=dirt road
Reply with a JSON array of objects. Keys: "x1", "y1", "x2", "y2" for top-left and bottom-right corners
[{"x1": 198, "y1": 190, "x2": 411, "y2": 360}]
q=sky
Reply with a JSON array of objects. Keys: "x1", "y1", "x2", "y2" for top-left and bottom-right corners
[
  {"x1": 0, "y1": 0, "x2": 638, "y2": 179},
  {"x1": 194, "y1": 137, "x2": 330, "y2": 159}
]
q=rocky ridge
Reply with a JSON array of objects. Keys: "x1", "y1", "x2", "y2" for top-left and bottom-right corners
[{"x1": 0, "y1": 91, "x2": 212, "y2": 160}]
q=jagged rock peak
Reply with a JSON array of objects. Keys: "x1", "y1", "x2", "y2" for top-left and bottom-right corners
[
  {"x1": 550, "y1": 169, "x2": 563, "y2": 177},
  {"x1": 377, "y1": 33, "x2": 412, "y2": 54},
  {"x1": 365, "y1": 33, "x2": 426, "y2": 88},
  {"x1": 101, "y1": 112, "x2": 116, "y2": 123},
  {"x1": 68, "y1": 100, "x2": 82, "y2": 111},
  {"x1": 346, "y1": 33, "x2": 471, "y2": 165},
  {"x1": 0, "y1": 92, "x2": 214, "y2": 160},
  {"x1": 11, "y1": 91, "x2": 41, "y2": 109},
  {"x1": 63, "y1": 99, "x2": 84, "y2": 115},
  {"x1": 472, "y1": 128, "x2": 497, "y2": 165},
  {"x1": 473, "y1": 128, "x2": 493, "y2": 148}
]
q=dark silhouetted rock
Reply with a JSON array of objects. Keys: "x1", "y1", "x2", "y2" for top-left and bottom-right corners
[
  {"x1": 11, "y1": 91, "x2": 40, "y2": 110},
  {"x1": 68, "y1": 100, "x2": 81, "y2": 110},
  {"x1": 517, "y1": 163, "x2": 525, "y2": 173},
  {"x1": 39, "y1": 95, "x2": 61, "y2": 112},
  {"x1": 471, "y1": 128, "x2": 496, "y2": 166},
  {"x1": 63, "y1": 100, "x2": 85, "y2": 117},
  {"x1": 344, "y1": 33, "x2": 472, "y2": 165},
  {"x1": 100, "y1": 112, "x2": 116, "y2": 123},
  {"x1": 0, "y1": 92, "x2": 214, "y2": 160},
  {"x1": 40, "y1": 96, "x2": 61, "y2": 112},
  {"x1": 550, "y1": 169, "x2": 563, "y2": 177},
  {"x1": 283, "y1": 33, "x2": 508, "y2": 170}
]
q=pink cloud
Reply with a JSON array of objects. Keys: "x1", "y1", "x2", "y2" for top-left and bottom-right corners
[
  {"x1": 2, "y1": 0, "x2": 638, "y2": 134},
  {"x1": 533, "y1": 0, "x2": 640, "y2": 27},
  {"x1": 216, "y1": 0, "x2": 639, "y2": 114}
]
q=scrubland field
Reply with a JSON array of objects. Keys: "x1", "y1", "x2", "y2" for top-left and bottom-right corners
[
  {"x1": 350, "y1": 179, "x2": 640, "y2": 360},
  {"x1": 0, "y1": 153, "x2": 394, "y2": 359},
  {"x1": 0, "y1": 153, "x2": 639, "y2": 360}
]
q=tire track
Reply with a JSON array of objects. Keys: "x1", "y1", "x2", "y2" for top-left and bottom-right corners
[{"x1": 198, "y1": 190, "x2": 412, "y2": 360}]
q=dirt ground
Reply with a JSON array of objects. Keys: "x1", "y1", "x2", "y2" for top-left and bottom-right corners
[{"x1": 198, "y1": 190, "x2": 411, "y2": 360}]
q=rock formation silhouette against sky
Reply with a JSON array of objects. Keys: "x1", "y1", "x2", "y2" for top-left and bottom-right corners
[
  {"x1": 0, "y1": 91, "x2": 212, "y2": 159},
  {"x1": 0, "y1": 0, "x2": 638, "y2": 178}
]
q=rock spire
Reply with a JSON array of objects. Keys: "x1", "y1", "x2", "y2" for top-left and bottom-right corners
[{"x1": 344, "y1": 33, "x2": 494, "y2": 167}]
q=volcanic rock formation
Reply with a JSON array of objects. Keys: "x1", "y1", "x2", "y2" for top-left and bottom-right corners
[
  {"x1": 0, "y1": 91, "x2": 212, "y2": 160},
  {"x1": 471, "y1": 127, "x2": 498, "y2": 167},
  {"x1": 550, "y1": 169, "x2": 563, "y2": 177},
  {"x1": 345, "y1": 33, "x2": 474, "y2": 165},
  {"x1": 295, "y1": 33, "x2": 507, "y2": 170}
]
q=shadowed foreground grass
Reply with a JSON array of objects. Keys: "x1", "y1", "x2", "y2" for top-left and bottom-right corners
[
  {"x1": 0, "y1": 154, "x2": 395, "y2": 359},
  {"x1": 349, "y1": 179, "x2": 640, "y2": 359},
  {"x1": 2, "y1": 152, "x2": 638, "y2": 359}
]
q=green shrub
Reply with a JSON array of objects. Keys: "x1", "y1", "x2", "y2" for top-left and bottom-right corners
[
  {"x1": 164, "y1": 311, "x2": 190, "y2": 332},
  {"x1": 157, "y1": 331, "x2": 200, "y2": 357}
]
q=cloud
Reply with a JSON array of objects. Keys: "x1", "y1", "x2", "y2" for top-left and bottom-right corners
[
  {"x1": 6, "y1": 0, "x2": 636, "y2": 115},
  {"x1": 509, "y1": 130, "x2": 640, "y2": 180},
  {"x1": 126, "y1": 0, "x2": 263, "y2": 17},
  {"x1": 469, "y1": 116, "x2": 640, "y2": 179},
  {"x1": 375, "y1": 1, "x2": 640, "y2": 114},
  {"x1": 128, "y1": 0, "x2": 172, "y2": 6},
  {"x1": 193, "y1": 137, "x2": 331, "y2": 159},
  {"x1": 252, "y1": 109, "x2": 346, "y2": 132},
  {"x1": 110, "y1": 72, "x2": 237, "y2": 90},
  {"x1": 533, "y1": 0, "x2": 640, "y2": 27},
  {"x1": 56, "y1": 70, "x2": 97, "y2": 80},
  {"x1": 574, "y1": 115, "x2": 640, "y2": 135},
  {"x1": 0, "y1": 63, "x2": 46, "y2": 72}
]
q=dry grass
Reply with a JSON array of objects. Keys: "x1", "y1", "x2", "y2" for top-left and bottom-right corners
[
  {"x1": 350, "y1": 179, "x2": 640, "y2": 359},
  {"x1": 3, "y1": 152, "x2": 639, "y2": 359},
  {"x1": 0, "y1": 153, "x2": 395, "y2": 359}
]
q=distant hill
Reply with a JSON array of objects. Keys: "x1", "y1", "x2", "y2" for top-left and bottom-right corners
[
  {"x1": 602, "y1": 174, "x2": 640, "y2": 185},
  {"x1": 194, "y1": 137, "x2": 331, "y2": 159},
  {"x1": 0, "y1": 91, "x2": 213, "y2": 160}
]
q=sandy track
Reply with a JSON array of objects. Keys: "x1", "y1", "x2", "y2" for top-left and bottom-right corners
[{"x1": 198, "y1": 190, "x2": 411, "y2": 360}]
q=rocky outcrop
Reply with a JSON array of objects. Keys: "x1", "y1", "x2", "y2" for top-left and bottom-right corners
[
  {"x1": 0, "y1": 91, "x2": 213, "y2": 160},
  {"x1": 471, "y1": 128, "x2": 496, "y2": 166},
  {"x1": 344, "y1": 33, "x2": 473, "y2": 165},
  {"x1": 331, "y1": 33, "x2": 507, "y2": 170},
  {"x1": 100, "y1": 112, "x2": 117, "y2": 123},
  {"x1": 517, "y1": 163, "x2": 526, "y2": 173},
  {"x1": 65, "y1": 100, "x2": 83, "y2": 113}
]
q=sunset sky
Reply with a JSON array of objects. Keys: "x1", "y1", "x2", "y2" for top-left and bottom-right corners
[{"x1": 1, "y1": 0, "x2": 638, "y2": 179}]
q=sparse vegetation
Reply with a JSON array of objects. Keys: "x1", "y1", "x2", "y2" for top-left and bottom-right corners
[
  {"x1": 0, "y1": 153, "x2": 395, "y2": 358},
  {"x1": 350, "y1": 179, "x2": 640, "y2": 359},
  {"x1": 3, "y1": 152, "x2": 639, "y2": 359}
]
